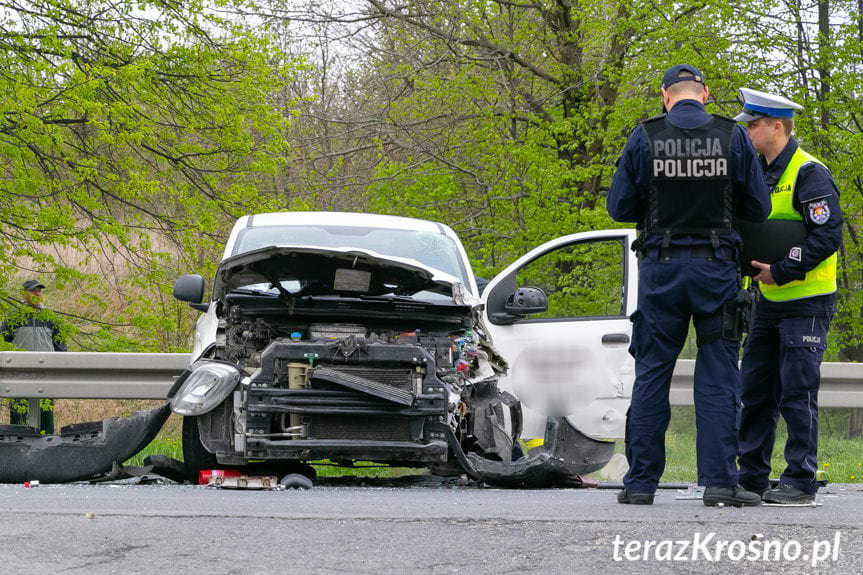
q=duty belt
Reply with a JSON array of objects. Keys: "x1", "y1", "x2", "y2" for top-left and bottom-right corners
[{"x1": 651, "y1": 246, "x2": 735, "y2": 260}]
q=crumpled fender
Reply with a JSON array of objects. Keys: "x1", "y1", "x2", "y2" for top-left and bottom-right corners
[
  {"x1": 465, "y1": 416, "x2": 615, "y2": 488},
  {"x1": 0, "y1": 402, "x2": 170, "y2": 484}
]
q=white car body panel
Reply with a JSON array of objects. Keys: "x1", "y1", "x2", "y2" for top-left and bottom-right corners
[{"x1": 481, "y1": 230, "x2": 638, "y2": 441}]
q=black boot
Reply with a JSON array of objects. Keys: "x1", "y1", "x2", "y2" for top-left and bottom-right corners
[
  {"x1": 762, "y1": 484, "x2": 815, "y2": 504},
  {"x1": 617, "y1": 490, "x2": 654, "y2": 505},
  {"x1": 703, "y1": 485, "x2": 762, "y2": 507}
]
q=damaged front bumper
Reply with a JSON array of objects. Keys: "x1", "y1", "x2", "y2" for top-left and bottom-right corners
[
  {"x1": 460, "y1": 417, "x2": 616, "y2": 488},
  {"x1": 0, "y1": 403, "x2": 170, "y2": 484}
]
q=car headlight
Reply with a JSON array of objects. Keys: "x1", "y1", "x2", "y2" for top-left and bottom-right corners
[{"x1": 170, "y1": 361, "x2": 242, "y2": 416}]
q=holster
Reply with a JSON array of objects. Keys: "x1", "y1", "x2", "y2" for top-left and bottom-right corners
[
  {"x1": 721, "y1": 288, "x2": 755, "y2": 341},
  {"x1": 631, "y1": 235, "x2": 645, "y2": 258}
]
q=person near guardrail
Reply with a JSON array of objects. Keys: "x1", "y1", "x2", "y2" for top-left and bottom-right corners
[
  {"x1": 734, "y1": 89, "x2": 843, "y2": 505},
  {"x1": 607, "y1": 65, "x2": 770, "y2": 507},
  {"x1": 1, "y1": 280, "x2": 67, "y2": 434}
]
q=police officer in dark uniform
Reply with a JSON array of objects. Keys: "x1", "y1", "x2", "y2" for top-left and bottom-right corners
[
  {"x1": 734, "y1": 88, "x2": 843, "y2": 505},
  {"x1": 607, "y1": 65, "x2": 771, "y2": 506}
]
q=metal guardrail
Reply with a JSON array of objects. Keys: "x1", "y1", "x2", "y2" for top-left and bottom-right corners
[
  {"x1": 0, "y1": 352, "x2": 189, "y2": 399},
  {"x1": 1, "y1": 352, "x2": 862, "y2": 407},
  {"x1": 671, "y1": 360, "x2": 863, "y2": 408}
]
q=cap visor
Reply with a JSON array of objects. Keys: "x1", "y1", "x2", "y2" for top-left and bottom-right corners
[{"x1": 734, "y1": 111, "x2": 759, "y2": 122}]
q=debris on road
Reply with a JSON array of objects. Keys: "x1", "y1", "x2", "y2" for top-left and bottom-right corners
[
  {"x1": 198, "y1": 469, "x2": 242, "y2": 485},
  {"x1": 212, "y1": 475, "x2": 279, "y2": 490}
]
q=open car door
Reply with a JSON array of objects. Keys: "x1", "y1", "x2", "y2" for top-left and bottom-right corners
[{"x1": 481, "y1": 229, "x2": 638, "y2": 443}]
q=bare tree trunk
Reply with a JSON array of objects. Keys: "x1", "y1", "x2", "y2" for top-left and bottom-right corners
[
  {"x1": 788, "y1": 0, "x2": 810, "y2": 92},
  {"x1": 817, "y1": 0, "x2": 830, "y2": 130}
]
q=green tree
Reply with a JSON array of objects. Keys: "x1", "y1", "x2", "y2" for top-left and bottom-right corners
[
  {"x1": 0, "y1": 0, "x2": 302, "y2": 350},
  {"x1": 335, "y1": 1, "x2": 755, "y2": 276},
  {"x1": 271, "y1": 1, "x2": 860, "y2": 363},
  {"x1": 718, "y1": 0, "x2": 863, "y2": 362}
]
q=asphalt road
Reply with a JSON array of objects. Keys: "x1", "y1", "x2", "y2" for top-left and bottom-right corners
[{"x1": 1, "y1": 482, "x2": 861, "y2": 575}]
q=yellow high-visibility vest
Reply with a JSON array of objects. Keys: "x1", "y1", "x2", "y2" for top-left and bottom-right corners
[{"x1": 759, "y1": 147, "x2": 837, "y2": 302}]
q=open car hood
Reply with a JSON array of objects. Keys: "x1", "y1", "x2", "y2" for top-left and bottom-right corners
[{"x1": 213, "y1": 245, "x2": 469, "y2": 302}]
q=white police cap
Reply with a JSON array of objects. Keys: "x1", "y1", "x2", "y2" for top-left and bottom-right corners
[{"x1": 734, "y1": 87, "x2": 803, "y2": 122}]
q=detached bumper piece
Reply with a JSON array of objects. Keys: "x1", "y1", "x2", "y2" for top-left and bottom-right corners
[
  {"x1": 464, "y1": 417, "x2": 616, "y2": 488},
  {"x1": 0, "y1": 403, "x2": 170, "y2": 484}
]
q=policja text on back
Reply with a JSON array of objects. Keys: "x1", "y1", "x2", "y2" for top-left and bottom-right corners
[{"x1": 652, "y1": 137, "x2": 728, "y2": 178}]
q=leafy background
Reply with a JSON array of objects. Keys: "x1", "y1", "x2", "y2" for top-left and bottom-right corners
[{"x1": 0, "y1": 0, "x2": 859, "y2": 364}]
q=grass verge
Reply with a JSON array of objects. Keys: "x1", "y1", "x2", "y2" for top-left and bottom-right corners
[{"x1": 643, "y1": 407, "x2": 863, "y2": 484}]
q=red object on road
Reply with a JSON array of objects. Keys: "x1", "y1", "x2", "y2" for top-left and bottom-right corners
[{"x1": 198, "y1": 469, "x2": 242, "y2": 485}]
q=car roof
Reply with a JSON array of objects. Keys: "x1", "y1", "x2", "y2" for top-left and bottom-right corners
[{"x1": 243, "y1": 212, "x2": 448, "y2": 234}]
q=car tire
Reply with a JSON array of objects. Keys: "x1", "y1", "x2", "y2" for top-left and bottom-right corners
[{"x1": 182, "y1": 415, "x2": 219, "y2": 481}]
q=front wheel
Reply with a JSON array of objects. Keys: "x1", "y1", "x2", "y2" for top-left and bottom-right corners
[{"x1": 181, "y1": 415, "x2": 219, "y2": 481}]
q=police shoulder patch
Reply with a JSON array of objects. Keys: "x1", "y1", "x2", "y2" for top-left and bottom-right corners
[
  {"x1": 808, "y1": 199, "x2": 830, "y2": 225},
  {"x1": 788, "y1": 246, "x2": 802, "y2": 262}
]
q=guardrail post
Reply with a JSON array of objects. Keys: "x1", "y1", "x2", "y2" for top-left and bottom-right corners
[
  {"x1": 850, "y1": 409, "x2": 863, "y2": 439},
  {"x1": 24, "y1": 398, "x2": 41, "y2": 431}
]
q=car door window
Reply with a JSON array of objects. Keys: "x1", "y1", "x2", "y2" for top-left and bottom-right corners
[{"x1": 514, "y1": 239, "x2": 626, "y2": 319}]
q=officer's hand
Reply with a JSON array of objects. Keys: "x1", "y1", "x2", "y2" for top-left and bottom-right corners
[{"x1": 751, "y1": 260, "x2": 776, "y2": 285}]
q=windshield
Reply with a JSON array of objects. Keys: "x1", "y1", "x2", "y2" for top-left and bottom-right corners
[{"x1": 234, "y1": 225, "x2": 469, "y2": 285}]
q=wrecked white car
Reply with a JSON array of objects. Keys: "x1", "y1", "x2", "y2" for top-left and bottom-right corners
[
  {"x1": 0, "y1": 212, "x2": 637, "y2": 486},
  {"x1": 169, "y1": 212, "x2": 637, "y2": 486}
]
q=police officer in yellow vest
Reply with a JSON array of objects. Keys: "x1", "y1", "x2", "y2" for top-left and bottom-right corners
[{"x1": 734, "y1": 88, "x2": 842, "y2": 504}]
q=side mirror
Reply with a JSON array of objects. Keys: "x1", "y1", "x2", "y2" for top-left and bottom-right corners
[
  {"x1": 504, "y1": 287, "x2": 548, "y2": 316},
  {"x1": 174, "y1": 274, "x2": 205, "y2": 305}
]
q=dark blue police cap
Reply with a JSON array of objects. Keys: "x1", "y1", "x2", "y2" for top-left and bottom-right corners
[{"x1": 661, "y1": 64, "x2": 705, "y2": 89}]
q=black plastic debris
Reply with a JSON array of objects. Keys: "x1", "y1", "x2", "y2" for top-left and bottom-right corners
[{"x1": 0, "y1": 403, "x2": 170, "y2": 484}]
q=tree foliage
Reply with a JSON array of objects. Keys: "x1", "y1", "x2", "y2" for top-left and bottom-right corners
[
  {"x1": 269, "y1": 0, "x2": 863, "y2": 360},
  {"x1": 0, "y1": 0, "x2": 302, "y2": 350},
  {"x1": 718, "y1": 0, "x2": 863, "y2": 359},
  {"x1": 272, "y1": 0, "x2": 761, "y2": 275},
  {"x1": 1, "y1": 0, "x2": 861, "y2": 359}
]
